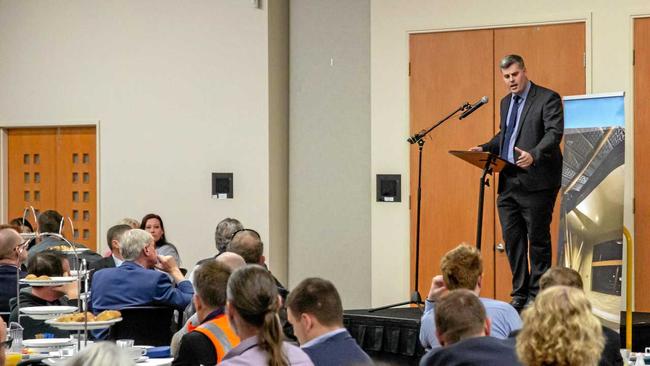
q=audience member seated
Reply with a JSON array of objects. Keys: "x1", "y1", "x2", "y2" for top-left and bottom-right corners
[
  {"x1": 172, "y1": 261, "x2": 240, "y2": 365},
  {"x1": 8, "y1": 218, "x2": 34, "y2": 234},
  {"x1": 0, "y1": 226, "x2": 27, "y2": 314},
  {"x1": 140, "y1": 213, "x2": 182, "y2": 266},
  {"x1": 517, "y1": 267, "x2": 622, "y2": 366},
  {"x1": 194, "y1": 218, "x2": 244, "y2": 269},
  {"x1": 419, "y1": 289, "x2": 522, "y2": 366},
  {"x1": 90, "y1": 229, "x2": 193, "y2": 317},
  {"x1": 88, "y1": 224, "x2": 131, "y2": 272},
  {"x1": 420, "y1": 244, "x2": 521, "y2": 349},
  {"x1": 9, "y1": 252, "x2": 78, "y2": 339},
  {"x1": 286, "y1": 277, "x2": 372, "y2": 366},
  {"x1": 171, "y1": 252, "x2": 246, "y2": 357},
  {"x1": 28, "y1": 210, "x2": 101, "y2": 267},
  {"x1": 220, "y1": 265, "x2": 313, "y2": 365},
  {"x1": 118, "y1": 217, "x2": 140, "y2": 229},
  {"x1": 227, "y1": 229, "x2": 293, "y2": 339},
  {"x1": 516, "y1": 286, "x2": 604, "y2": 366},
  {"x1": 65, "y1": 341, "x2": 134, "y2": 366}
]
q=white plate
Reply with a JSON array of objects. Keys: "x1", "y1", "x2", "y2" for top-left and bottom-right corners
[
  {"x1": 23, "y1": 338, "x2": 75, "y2": 348},
  {"x1": 69, "y1": 270, "x2": 90, "y2": 277},
  {"x1": 49, "y1": 247, "x2": 90, "y2": 253},
  {"x1": 19, "y1": 277, "x2": 77, "y2": 286},
  {"x1": 20, "y1": 306, "x2": 78, "y2": 320},
  {"x1": 45, "y1": 317, "x2": 122, "y2": 330},
  {"x1": 136, "y1": 356, "x2": 150, "y2": 363}
]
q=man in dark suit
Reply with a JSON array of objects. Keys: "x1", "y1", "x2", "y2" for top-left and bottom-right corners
[
  {"x1": 286, "y1": 277, "x2": 372, "y2": 366},
  {"x1": 88, "y1": 224, "x2": 131, "y2": 272},
  {"x1": 419, "y1": 289, "x2": 521, "y2": 366},
  {"x1": 471, "y1": 54, "x2": 564, "y2": 311}
]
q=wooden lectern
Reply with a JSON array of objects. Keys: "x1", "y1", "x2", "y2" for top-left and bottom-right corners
[{"x1": 449, "y1": 151, "x2": 514, "y2": 250}]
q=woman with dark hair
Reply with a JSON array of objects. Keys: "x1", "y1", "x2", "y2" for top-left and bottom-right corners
[
  {"x1": 140, "y1": 213, "x2": 181, "y2": 265},
  {"x1": 221, "y1": 265, "x2": 313, "y2": 366}
]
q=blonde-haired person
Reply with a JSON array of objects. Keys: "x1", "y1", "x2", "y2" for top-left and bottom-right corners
[
  {"x1": 420, "y1": 244, "x2": 521, "y2": 349},
  {"x1": 516, "y1": 286, "x2": 604, "y2": 366},
  {"x1": 221, "y1": 265, "x2": 313, "y2": 366}
]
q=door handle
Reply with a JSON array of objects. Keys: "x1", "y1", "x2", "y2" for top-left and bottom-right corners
[{"x1": 496, "y1": 243, "x2": 505, "y2": 252}]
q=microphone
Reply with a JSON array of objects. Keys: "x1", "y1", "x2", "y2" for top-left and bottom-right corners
[{"x1": 459, "y1": 96, "x2": 489, "y2": 120}]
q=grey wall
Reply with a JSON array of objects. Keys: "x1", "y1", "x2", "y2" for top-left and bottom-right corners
[{"x1": 289, "y1": 0, "x2": 371, "y2": 308}]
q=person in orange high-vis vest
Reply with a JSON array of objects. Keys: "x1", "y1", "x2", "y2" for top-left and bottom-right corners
[{"x1": 172, "y1": 261, "x2": 240, "y2": 365}]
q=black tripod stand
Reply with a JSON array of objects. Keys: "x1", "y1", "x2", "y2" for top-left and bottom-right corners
[{"x1": 369, "y1": 103, "x2": 470, "y2": 312}]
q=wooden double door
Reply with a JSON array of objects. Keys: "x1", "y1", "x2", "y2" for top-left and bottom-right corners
[
  {"x1": 7, "y1": 127, "x2": 98, "y2": 251},
  {"x1": 409, "y1": 23, "x2": 586, "y2": 301}
]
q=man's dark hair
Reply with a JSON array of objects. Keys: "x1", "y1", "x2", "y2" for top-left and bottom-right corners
[
  {"x1": 227, "y1": 230, "x2": 263, "y2": 264},
  {"x1": 286, "y1": 277, "x2": 343, "y2": 327},
  {"x1": 37, "y1": 210, "x2": 63, "y2": 233},
  {"x1": 500, "y1": 54, "x2": 526, "y2": 70},
  {"x1": 215, "y1": 218, "x2": 243, "y2": 253},
  {"x1": 435, "y1": 289, "x2": 486, "y2": 345},
  {"x1": 539, "y1": 267, "x2": 583, "y2": 290},
  {"x1": 194, "y1": 261, "x2": 232, "y2": 308},
  {"x1": 28, "y1": 252, "x2": 65, "y2": 277},
  {"x1": 106, "y1": 224, "x2": 132, "y2": 252}
]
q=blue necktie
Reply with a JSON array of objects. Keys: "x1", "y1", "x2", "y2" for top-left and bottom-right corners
[{"x1": 501, "y1": 95, "x2": 521, "y2": 161}]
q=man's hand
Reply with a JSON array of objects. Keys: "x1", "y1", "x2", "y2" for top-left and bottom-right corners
[
  {"x1": 156, "y1": 255, "x2": 185, "y2": 283},
  {"x1": 469, "y1": 146, "x2": 483, "y2": 152},
  {"x1": 58, "y1": 280, "x2": 80, "y2": 300},
  {"x1": 514, "y1": 147, "x2": 534, "y2": 168},
  {"x1": 427, "y1": 275, "x2": 448, "y2": 302}
]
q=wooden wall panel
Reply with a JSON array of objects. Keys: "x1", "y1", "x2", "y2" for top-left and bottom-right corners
[
  {"x1": 409, "y1": 30, "x2": 496, "y2": 299},
  {"x1": 7, "y1": 127, "x2": 97, "y2": 251},
  {"x1": 634, "y1": 17, "x2": 650, "y2": 311},
  {"x1": 7, "y1": 129, "x2": 58, "y2": 227}
]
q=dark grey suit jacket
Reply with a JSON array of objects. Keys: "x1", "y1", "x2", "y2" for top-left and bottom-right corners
[{"x1": 481, "y1": 82, "x2": 564, "y2": 193}]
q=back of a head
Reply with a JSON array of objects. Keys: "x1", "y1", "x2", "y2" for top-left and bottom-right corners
[
  {"x1": 215, "y1": 252, "x2": 247, "y2": 271},
  {"x1": 37, "y1": 210, "x2": 63, "y2": 233},
  {"x1": 194, "y1": 261, "x2": 232, "y2": 308},
  {"x1": 441, "y1": 244, "x2": 482, "y2": 290},
  {"x1": 118, "y1": 217, "x2": 140, "y2": 229},
  {"x1": 539, "y1": 266, "x2": 583, "y2": 290},
  {"x1": 434, "y1": 289, "x2": 486, "y2": 346},
  {"x1": 106, "y1": 224, "x2": 132, "y2": 251},
  {"x1": 227, "y1": 265, "x2": 286, "y2": 366},
  {"x1": 9, "y1": 218, "x2": 34, "y2": 232},
  {"x1": 0, "y1": 226, "x2": 21, "y2": 259},
  {"x1": 27, "y1": 252, "x2": 64, "y2": 277},
  {"x1": 65, "y1": 341, "x2": 134, "y2": 366},
  {"x1": 227, "y1": 230, "x2": 263, "y2": 264},
  {"x1": 286, "y1": 277, "x2": 343, "y2": 327},
  {"x1": 215, "y1": 218, "x2": 243, "y2": 253},
  {"x1": 516, "y1": 286, "x2": 604, "y2": 366},
  {"x1": 120, "y1": 229, "x2": 152, "y2": 261}
]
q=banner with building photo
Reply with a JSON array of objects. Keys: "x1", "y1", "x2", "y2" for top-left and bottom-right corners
[{"x1": 558, "y1": 92, "x2": 625, "y2": 329}]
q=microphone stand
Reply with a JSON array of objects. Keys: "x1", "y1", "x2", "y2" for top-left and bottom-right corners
[{"x1": 370, "y1": 102, "x2": 470, "y2": 312}]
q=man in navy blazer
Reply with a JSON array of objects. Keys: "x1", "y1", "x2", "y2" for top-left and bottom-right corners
[
  {"x1": 286, "y1": 278, "x2": 372, "y2": 366},
  {"x1": 90, "y1": 228, "x2": 193, "y2": 315},
  {"x1": 471, "y1": 54, "x2": 563, "y2": 311}
]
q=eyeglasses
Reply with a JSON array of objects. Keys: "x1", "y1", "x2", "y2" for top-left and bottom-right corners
[{"x1": 230, "y1": 228, "x2": 261, "y2": 240}]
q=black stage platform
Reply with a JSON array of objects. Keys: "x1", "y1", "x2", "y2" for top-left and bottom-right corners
[{"x1": 344, "y1": 307, "x2": 425, "y2": 365}]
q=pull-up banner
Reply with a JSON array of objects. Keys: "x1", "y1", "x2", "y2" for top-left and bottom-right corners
[{"x1": 558, "y1": 92, "x2": 625, "y2": 328}]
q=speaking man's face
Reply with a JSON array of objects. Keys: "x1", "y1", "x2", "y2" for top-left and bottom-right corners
[{"x1": 501, "y1": 63, "x2": 528, "y2": 95}]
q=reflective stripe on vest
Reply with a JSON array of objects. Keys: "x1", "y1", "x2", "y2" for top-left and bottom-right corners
[{"x1": 193, "y1": 314, "x2": 240, "y2": 362}]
